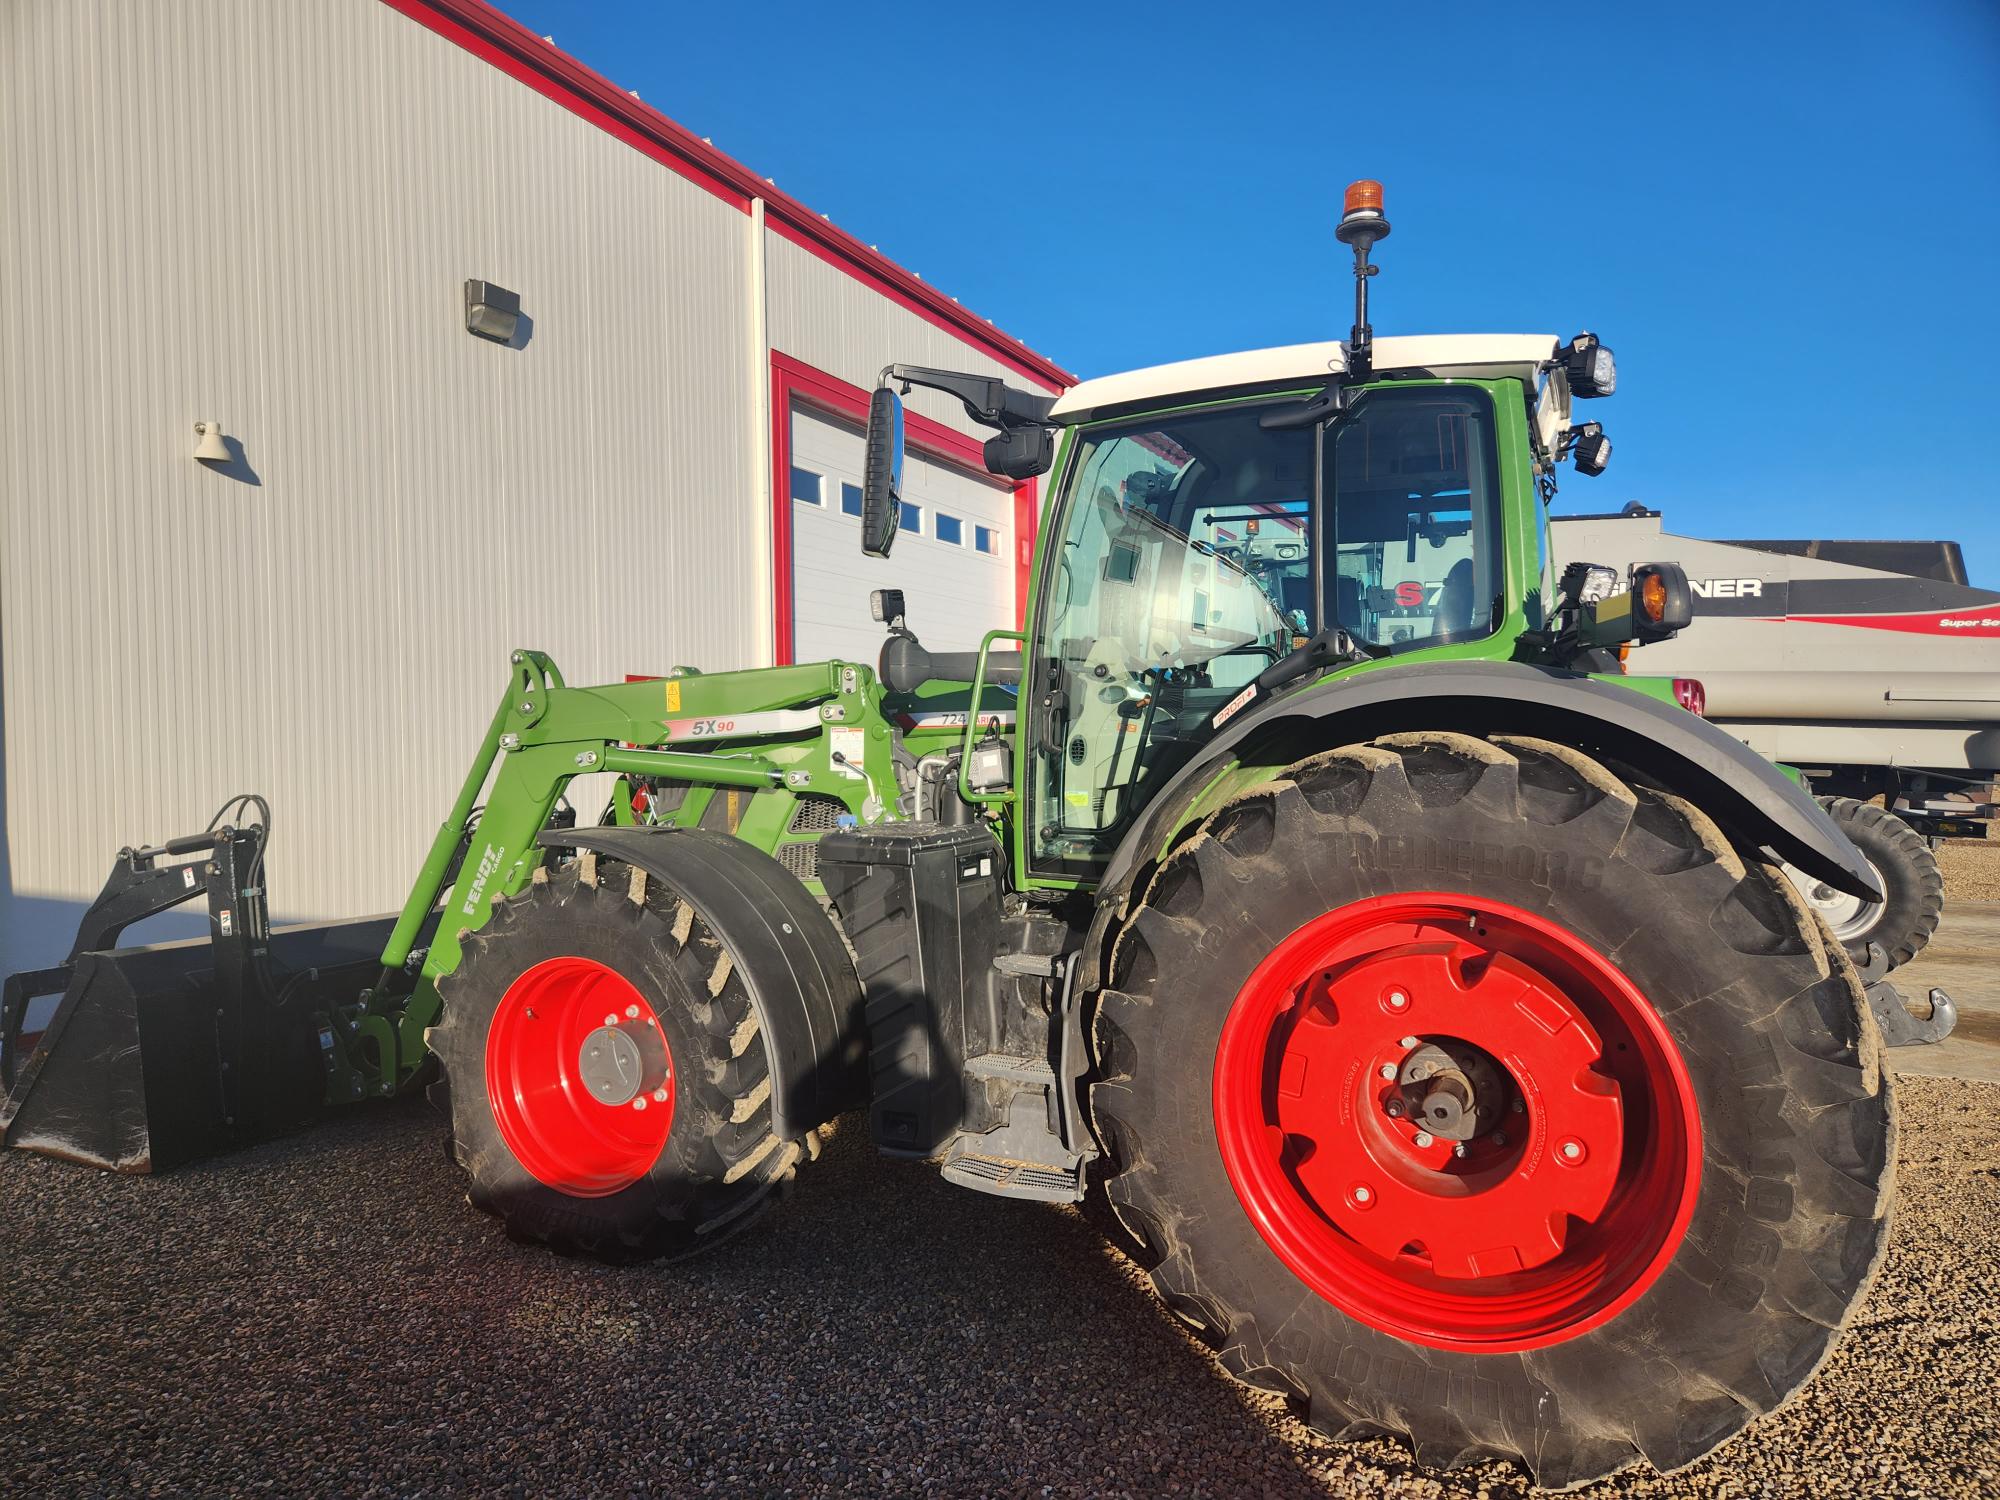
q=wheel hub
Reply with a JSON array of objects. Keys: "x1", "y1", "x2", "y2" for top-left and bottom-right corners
[
  {"x1": 579, "y1": 1025, "x2": 648, "y2": 1107},
  {"x1": 1273, "y1": 944, "x2": 1623, "y2": 1280},
  {"x1": 1214, "y1": 894, "x2": 1701, "y2": 1352},
  {"x1": 1784, "y1": 855, "x2": 1884, "y2": 942},
  {"x1": 1394, "y1": 1038, "x2": 1507, "y2": 1142}
]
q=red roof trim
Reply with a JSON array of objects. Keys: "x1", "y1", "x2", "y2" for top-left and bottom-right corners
[{"x1": 380, "y1": 0, "x2": 1074, "y2": 391}]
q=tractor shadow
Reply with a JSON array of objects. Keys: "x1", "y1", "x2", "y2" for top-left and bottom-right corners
[{"x1": 0, "y1": 1096, "x2": 1548, "y2": 1497}]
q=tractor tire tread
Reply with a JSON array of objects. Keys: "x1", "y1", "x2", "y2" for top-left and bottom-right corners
[
  {"x1": 430, "y1": 856, "x2": 800, "y2": 1263},
  {"x1": 1087, "y1": 733, "x2": 1892, "y2": 1489},
  {"x1": 1817, "y1": 796, "x2": 1944, "y2": 968}
]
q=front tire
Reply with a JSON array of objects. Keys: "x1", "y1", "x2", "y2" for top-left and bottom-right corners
[
  {"x1": 430, "y1": 855, "x2": 802, "y2": 1261},
  {"x1": 1089, "y1": 733, "x2": 1893, "y2": 1487}
]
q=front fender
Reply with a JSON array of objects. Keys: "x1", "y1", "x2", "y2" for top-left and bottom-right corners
[
  {"x1": 1099, "y1": 660, "x2": 1879, "y2": 912},
  {"x1": 536, "y1": 826, "x2": 867, "y2": 1140}
]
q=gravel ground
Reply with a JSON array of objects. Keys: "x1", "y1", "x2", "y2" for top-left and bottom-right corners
[
  {"x1": 3, "y1": 1079, "x2": 1995, "y2": 1498},
  {"x1": 1941, "y1": 835, "x2": 2000, "y2": 903}
]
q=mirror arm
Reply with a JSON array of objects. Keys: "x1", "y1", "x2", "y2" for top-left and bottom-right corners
[{"x1": 882, "y1": 364, "x2": 1056, "y2": 430}]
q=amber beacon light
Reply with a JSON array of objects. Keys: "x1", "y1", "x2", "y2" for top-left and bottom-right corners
[
  {"x1": 1336, "y1": 180, "x2": 1392, "y2": 377},
  {"x1": 1336, "y1": 179, "x2": 1389, "y2": 246}
]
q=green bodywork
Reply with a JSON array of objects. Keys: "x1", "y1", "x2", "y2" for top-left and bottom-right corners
[{"x1": 331, "y1": 373, "x2": 1696, "y2": 1106}]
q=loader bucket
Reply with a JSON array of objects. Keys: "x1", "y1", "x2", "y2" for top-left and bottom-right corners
[{"x1": 1, "y1": 915, "x2": 396, "y2": 1172}]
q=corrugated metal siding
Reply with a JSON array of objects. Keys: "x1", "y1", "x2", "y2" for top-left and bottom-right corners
[
  {"x1": 0, "y1": 0, "x2": 758, "y2": 966},
  {"x1": 764, "y1": 230, "x2": 1052, "y2": 441}
]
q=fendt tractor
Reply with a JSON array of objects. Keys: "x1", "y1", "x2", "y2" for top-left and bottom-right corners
[{"x1": 4, "y1": 183, "x2": 1951, "y2": 1487}]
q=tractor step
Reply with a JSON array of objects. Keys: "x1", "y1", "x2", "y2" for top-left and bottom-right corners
[
  {"x1": 940, "y1": 1146, "x2": 1084, "y2": 1202},
  {"x1": 938, "y1": 1078, "x2": 1085, "y2": 1202}
]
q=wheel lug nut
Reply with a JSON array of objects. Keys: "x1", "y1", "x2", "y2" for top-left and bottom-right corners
[
  {"x1": 1385, "y1": 1100, "x2": 1404, "y2": 1119},
  {"x1": 652, "y1": 1088, "x2": 669, "y2": 1103},
  {"x1": 632, "y1": 1097, "x2": 649, "y2": 1111},
  {"x1": 1397, "y1": 1035, "x2": 1418, "y2": 1049},
  {"x1": 1510, "y1": 1098, "x2": 1524, "y2": 1114},
  {"x1": 1385, "y1": 989, "x2": 1409, "y2": 1012},
  {"x1": 603, "y1": 1014, "x2": 618, "y2": 1027},
  {"x1": 1559, "y1": 1138, "x2": 1586, "y2": 1163},
  {"x1": 1350, "y1": 1184, "x2": 1375, "y2": 1209},
  {"x1": 1378, "y1": 1063, "x2": 1397, "y2": 1081},
  {"x1": 1494, "y1": 1131, "x2": 1508, "y2": 1147},
  {"x1": 1414, "y1": 1131, "x2": 1434, "y2": 1148},
  {"x1": 1453, "y1": 1143, "x2": 1467, "y2": 1158}
]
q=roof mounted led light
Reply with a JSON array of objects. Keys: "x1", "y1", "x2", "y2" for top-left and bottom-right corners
[{"x1": 1559, "y1": 331, "x2": 1616, "y2": 397}]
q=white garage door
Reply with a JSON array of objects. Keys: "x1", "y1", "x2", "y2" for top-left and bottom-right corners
[{"x1": 788, "y1": 404, "x2": 1016, "y2": 665}]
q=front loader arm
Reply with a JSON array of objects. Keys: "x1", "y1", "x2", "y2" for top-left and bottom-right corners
[{"x1": 362, "y1": 649, "x2": 893, "y2": 1097}]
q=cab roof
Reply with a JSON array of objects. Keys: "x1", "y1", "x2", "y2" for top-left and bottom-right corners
[{"x1": 1047, "y1": 334, "x2": 1559, "y2": 423}]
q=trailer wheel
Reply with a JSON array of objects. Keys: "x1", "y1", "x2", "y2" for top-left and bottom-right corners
[
  {"x1": 1785, "y1": 797, "x2": 1943, "y2": 969},
  {"x1": 1090, "y1": 734, "x2": 1893, "y2": 1487},
  {"x1": 429, "y1": 856, "x2": 800, "y2": 1261}
]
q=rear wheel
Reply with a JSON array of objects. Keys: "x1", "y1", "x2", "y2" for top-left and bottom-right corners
[
  {"x1": 1784, "y1": 796, "x2": 1942, "y2": 969},
  {"x1": 430, "y1": 856, "x2": 802, "y2": 1260},
  {"x1": 1090, "y1": 733, "x2": 1893, "y2": 1486}
]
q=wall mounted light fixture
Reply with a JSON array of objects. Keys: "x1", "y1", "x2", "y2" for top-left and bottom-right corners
[
  {"x1": 193, "y1": 421, "x2": 230, "y2": 462},
  {"x1": 464, "y1": 279, "x2": 521, "y2": 343}
]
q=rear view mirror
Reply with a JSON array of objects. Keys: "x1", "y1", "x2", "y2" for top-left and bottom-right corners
[{"x1": 862, "y1": 386, "x2": 905, "y2": 558}]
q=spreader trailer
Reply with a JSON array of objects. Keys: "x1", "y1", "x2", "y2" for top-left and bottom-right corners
[{"x1": 4, "y1": 182, "x2": 1947, "y2": 1487}]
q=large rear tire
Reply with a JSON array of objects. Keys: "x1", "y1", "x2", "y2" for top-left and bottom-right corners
[
  {"x1": 429, "y1": 854, "x2": 805, "y2": 1261},
  {"x1": 1089, "y1": 733, "x2": 1894, "y2": 1487}
]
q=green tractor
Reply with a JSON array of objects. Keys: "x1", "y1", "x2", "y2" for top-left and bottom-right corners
[{"x1": 5, "y1": 182, "x2": 1932, "y2": 1486}]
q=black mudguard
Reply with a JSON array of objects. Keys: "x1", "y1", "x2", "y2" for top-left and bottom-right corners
[
  {"x1": 1098, "y1": 659, "x2": 1880, "y2": 911},
  {"x1": 536, "y1": 826, "x2": 866, "y2": 1140}
]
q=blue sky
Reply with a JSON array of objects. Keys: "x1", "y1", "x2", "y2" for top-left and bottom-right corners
[{"x1": 509, "y1": 1, "x2": 2000, "y2": 585}]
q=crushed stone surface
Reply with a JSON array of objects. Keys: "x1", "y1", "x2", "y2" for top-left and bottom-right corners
[
  {"x1": 1942, "y1": 835, "x2": 2000, "y2": 903},
  {"x1": 2, "y1": 1079, "x2": 1994, "y2": 1497}
]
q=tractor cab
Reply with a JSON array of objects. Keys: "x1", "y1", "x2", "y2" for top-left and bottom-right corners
[{"x1": 860, "y1": 181, "x2": 1655, "y2": 881}]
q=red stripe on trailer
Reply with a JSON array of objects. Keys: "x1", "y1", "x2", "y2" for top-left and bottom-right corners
[
  {"x1": 1791, "y1": 608, "x2": 2000, "y2": 637},
  {"x1": 378, "y1": 0, "x2": 1073, "y2": 392},
  {"x1": 769, "y1": 353, "x2": 1033, "y2": 664}
]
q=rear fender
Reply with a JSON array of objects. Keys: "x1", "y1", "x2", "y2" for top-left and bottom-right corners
[
  {"x1": 535, "y1": 826, "x2": 866, "y2": 1140},
  {"x1": 1098, "y1": 660, "x2": 1880, "y2": 916}
]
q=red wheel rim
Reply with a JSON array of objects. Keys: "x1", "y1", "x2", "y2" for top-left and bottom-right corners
[
  {"x1": 484, "y1": 956, "x2": 675, "y2": 1197},
  {"x1": 1212, "y1": 893, "x2": 1701, "y2": 1352}
]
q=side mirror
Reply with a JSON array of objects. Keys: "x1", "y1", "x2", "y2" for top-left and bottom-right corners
[
  {"x1": 983, "y1": 424, "x2": 1054, "y2": 480},
  {"x1": 862, "y1": 386, "x2": 905, "y2": 558}
]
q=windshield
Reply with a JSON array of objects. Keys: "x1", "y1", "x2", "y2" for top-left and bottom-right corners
[{"x1": 1028, "y1": 385, "x2": 1503, "y2": 877}]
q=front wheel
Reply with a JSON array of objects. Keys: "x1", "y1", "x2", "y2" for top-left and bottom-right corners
[
  {"x1": 1089, "y1": 733, "x2": 1893, "y2": 1487},
  {"x1": 429, "y1": 856, "x2": 806, "y2": 1260}
]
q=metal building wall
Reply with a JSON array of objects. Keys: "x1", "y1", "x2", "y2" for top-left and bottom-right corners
[
  {"x1": 764, "y1": 230, "x2": 1052, "y2": 441},
  {"x1": 0, "y1": 0, "x2": 760, "y2": 966}
]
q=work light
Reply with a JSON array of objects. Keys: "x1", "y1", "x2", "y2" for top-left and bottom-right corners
[
  {"x1": 1570, "y1": 422, "x2": 1612, "y2": 476},
  {"x1": 1560, "y1": 332, "x2": 1616, "y2": 398}
]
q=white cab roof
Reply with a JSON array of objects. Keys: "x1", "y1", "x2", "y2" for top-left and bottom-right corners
[{"x1": 1048, "y1": 334, "x2": 1559, "y2": 420}]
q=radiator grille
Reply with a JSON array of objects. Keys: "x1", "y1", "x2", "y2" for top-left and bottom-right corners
[
  {"x1": 788, "y1": 794, "x2": 846, "y2": 833},
  {"x1": 776, "y1": 840, "x2": 820, "y2": 883}
]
